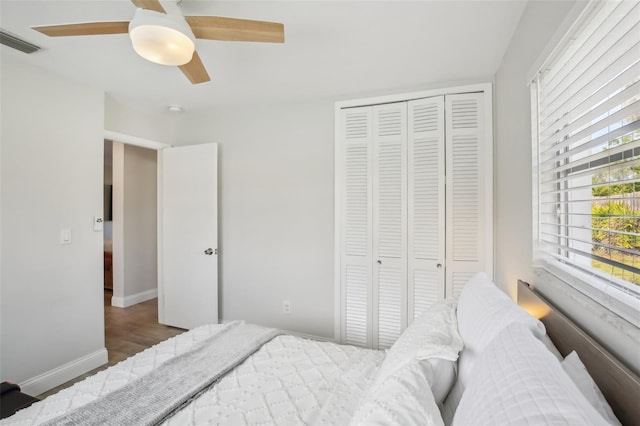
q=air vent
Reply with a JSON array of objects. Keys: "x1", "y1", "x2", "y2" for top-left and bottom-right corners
[{"x1": 0, "y1": 30, "x2": 41, "y2": 54}]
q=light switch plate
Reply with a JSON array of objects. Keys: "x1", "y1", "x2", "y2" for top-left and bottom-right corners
[
  {"x1": 94, "y1": 216, "x2": 104, "y2": 231},
  {"x1": 60, "y1": 228, "x2": 71, "y2": 245}
]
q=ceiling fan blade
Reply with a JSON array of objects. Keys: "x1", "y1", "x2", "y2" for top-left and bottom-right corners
[
  {"x1": 179, "y1": 51, "x2": 210, "y2": 85},
  {"x1": 33, "y1": 21, "x2": 130, "y2": 37},
  {"x1": 130, "y1": 0, "x2": 166, "y2": 14},
  {"x1": 186, "y1": 16, "x2": 284, "y2": 43}
]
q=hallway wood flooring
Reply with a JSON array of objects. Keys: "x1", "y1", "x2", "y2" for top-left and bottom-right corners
[{"x1": 37, "y1": 291, "x2": 185, "y2": 399}]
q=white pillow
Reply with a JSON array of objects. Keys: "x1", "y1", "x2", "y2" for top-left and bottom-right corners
[
  {"x1": 453, "y1": 323, "x2": 611, "y2": 426},
  {"x1": 456, "y1": 273, "x2": 546, "y2": 352},
  {"x1": 455, "y1": 273, "x2": 546, "y2": 390},
  {"x1": 374, "y1": 298, "x2": 463, "y2": 404},
  {"x1": 562, "y1": 351, "x2": 621, "y2": 426},
  {"x1": 426, "y1": 358, "x2": 456, "y2": 405},
  {"x1": 376, "y1": 298, "x2": 462, "y2": 380},
  {"x1": 350, "y1": 360, "x2": 445, "y2": 426}
]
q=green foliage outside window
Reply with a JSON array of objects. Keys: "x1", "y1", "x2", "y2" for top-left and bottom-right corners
[
  {"x1": 589, "y1": 132, "x2": 640, "y2": 285},
  {"x1": 591, "y1": 200, "x2": 640, "y2": 286}
]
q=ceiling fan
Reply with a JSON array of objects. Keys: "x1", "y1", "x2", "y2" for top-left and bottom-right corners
[{"x1": 31, "y1": 0, "x2": 284, "y2": 84}]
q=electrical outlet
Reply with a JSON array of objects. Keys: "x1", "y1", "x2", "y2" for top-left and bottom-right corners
[{"x1": 283, "y1": 300, "x2": 291, "y2": 315}]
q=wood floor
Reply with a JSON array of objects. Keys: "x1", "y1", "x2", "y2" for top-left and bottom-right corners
[{"x1": 37, "y1": 291, "x2": 185, "y2": 399}]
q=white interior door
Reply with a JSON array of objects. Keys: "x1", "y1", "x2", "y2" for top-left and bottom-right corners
[
  {"x1": 445, "y1": 93, "x2": 491, "y2": 298},
  {"x1": 372, "y1": 102, "x2": 407, "y2": 349},
  {"x1": 408, "y1": 96, "x2": 445, "y2": 321},
  {"x1": 339, "y1": 106, "x2": 373, "y2": 348},
  {"x1": 158, "y1": 143, "x2": 218, "y2": 329}
]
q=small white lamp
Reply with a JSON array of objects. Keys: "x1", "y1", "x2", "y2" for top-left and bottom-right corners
[{"x1": 129, "y1": 8, "x2": 195, "y2": 66}]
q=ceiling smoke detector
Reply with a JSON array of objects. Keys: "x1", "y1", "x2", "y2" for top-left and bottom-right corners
[{"x1": 167, "y1": 105, "x2": 183, "y2": 113}]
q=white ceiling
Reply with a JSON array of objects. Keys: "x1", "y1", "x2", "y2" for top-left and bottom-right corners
[{"x1": 0, "y1": 0, "x2": 527, "y2": 113}]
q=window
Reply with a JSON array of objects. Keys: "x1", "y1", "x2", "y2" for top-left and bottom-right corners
[{"x1": 531, "y1": 1, "x2": 640, "y2": 324}]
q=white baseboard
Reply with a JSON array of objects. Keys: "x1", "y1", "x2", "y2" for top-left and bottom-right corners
[
  {"x1": 218, "y1": 319, "x2": 335, "y2": 343},
  {"x1": 19, "y1": 348, "x2": 108, "y2": 396},
  {"x1": 285, "y1": 330, "x2": 335, "y2": 343},
  {"x1": 112, "y1": 288, "x2": 158, "y2": 308}
]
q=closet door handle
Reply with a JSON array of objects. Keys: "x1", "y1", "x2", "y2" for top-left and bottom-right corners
[
  {"x1": 377, "y1": 260, "x2": 382, "y2": 265},
  {"x1": 436, "y1": 263, "x2": 443, "y2": 269},
  {"x1": 204, "y1": 248, "x2": 214, "y2": 255}
]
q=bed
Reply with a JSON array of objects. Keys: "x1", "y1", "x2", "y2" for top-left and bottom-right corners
[{"x1": 3, "y1": 273, "x2": 639, "y2": 425}]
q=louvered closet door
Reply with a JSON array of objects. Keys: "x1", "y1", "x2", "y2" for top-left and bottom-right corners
[
  {"x1": 445, "y1": 93, "x2": 491, "y2": 297},
  {"x1": 339, "y1": 107, "x2": 373, "y2": 347},
  {"x1": 372, "y1": 103, "x2": 407, "y2": 349},
  {"x1": 408, "y1": 97, "x2": 445, "y2": 321}
]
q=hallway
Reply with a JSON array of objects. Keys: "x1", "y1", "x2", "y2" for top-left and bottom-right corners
[{"x1": 104, "y1": 291, "x2": 184, "y2": 365}]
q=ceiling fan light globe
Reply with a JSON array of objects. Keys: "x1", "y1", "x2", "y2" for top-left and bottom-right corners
[
  {"x1": 129, "y1": 8, "x2": 196, "y2": 66},
  {"x1": 130, "y1": 25, "x2": 194, "y2": 66}
]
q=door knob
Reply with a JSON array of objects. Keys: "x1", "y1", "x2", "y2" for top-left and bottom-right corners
[
  {"x1": 437, "y1": 263, "x2": 443, "y2": 269},
  {"x1": 377, "y1": 260, "x2": 382, "y2": 265},
  {"x1": 204, "y1": 248, "x2": 214, "y2": 255}
]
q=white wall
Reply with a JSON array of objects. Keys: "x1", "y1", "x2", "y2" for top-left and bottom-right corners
[
  {"x1": 104, "y1": 95, "x2": 177, "y2": 146},
  {"x1": 494, "y1": 0, "x2": 640, "y2": 375},
  {"x1": 175, "y1": 101, "x2": 335, "y2": 338},
  {"x1": 0, "y1": 55, "x2": 107, "y2": 393},
  {"x1": 123, "y1": 145, "x2": 158, "y2": 299},
  {"x1": 494, "y1": 0, "x2": 577, "y2": 295},
  {"x1": 110, "y1": 143, "x2": 158, "y2": 307}
]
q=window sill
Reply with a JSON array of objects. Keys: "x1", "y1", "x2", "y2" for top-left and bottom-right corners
[{"x1": 533, "y1": 260, "x2": 640, "y2": 328}]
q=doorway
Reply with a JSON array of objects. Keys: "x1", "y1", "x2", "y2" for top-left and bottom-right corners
[
  {"x1": 103, "y1": 140, "x2": 114, "y2": 291},
  {"x1": 103, "y1": 130, "x2": 219, "y2": 331},
  {"x1": 104, "y1": 138, "x2": 160, "y2": 308}
]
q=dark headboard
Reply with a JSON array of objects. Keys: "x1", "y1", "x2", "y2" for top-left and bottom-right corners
[{"x1": 517, "y1": 280, "x2": 640, "y2": 426}]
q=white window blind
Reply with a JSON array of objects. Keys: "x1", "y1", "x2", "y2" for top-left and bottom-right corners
[{"x1": 532, "y1": 0, "x2": 640, "y2": 322}]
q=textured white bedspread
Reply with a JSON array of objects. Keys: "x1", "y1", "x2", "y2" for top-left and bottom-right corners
[{"x1": 3, "y1": 324, "x2": 384, "y2": 425}]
